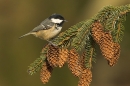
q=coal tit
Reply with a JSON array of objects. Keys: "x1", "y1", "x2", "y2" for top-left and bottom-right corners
[{"x1": 19, "y1": 13, "x2": 67, "y2": 43}]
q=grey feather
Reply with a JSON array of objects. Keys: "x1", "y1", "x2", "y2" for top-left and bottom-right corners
[
  {"x1": 19, "y1": 17, "x2": 55, "y2": 39},
  {"x1": 30, "y1": 18, "x2": 54, "y2": 32},
  {"x1": 31, "y1": 24, "x2": 45, "y2": 32},
  {"x1": 19, "y1": 33, "x2": 32, "y2": 39},
  {"x1": 40, "y1": 18, "x2": 54, "y2": 29}
]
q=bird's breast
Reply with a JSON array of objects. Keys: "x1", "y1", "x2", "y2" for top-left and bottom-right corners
[{"x1": 35, "y1": 25, "x2": 62, "y2": 40}]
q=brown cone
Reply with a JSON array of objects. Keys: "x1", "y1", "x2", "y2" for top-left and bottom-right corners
[
  {"x1": 107, "y1": 43, "x2": 120, "y2": 66},
  {"x1": 91, "y1": 21, "x2": 104, "y2": 43},
  {"x1": 40, "y1": 61, "x2": 53, "y2": 84},
  {"x1": 91, "y1": 21, "x2": 120, "y2": 66},
  {"x1": 78, "y1": 69, "x2": 92, "y2": 86},
  {"x1": 47, "y1": 45, "x2": 59, "y2": 67},
  {"x1": 99, "y1": 32, "x2": 120, "y2": 66},
  {"x1": 79, "y1": 52, "x2": 86, "y2": 70},
  {"x1": 68, "y1": 49, "x2": 82, "y2": 77},
  {"x1": 58, "y1": 48, "x2": 69, "y2": 67}
]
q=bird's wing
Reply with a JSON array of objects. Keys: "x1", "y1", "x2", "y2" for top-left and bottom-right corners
[{"x1": 31, "y1": 18, "x2": 54, "y2": 32}]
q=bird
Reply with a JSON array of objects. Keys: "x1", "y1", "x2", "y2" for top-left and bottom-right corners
[{"x1": 19, "y1": 13, "x2": 67, "y2": 45}]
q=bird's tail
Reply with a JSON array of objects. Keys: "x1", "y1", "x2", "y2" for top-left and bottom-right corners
[{"x1": 19, "y1": 33, "x2": 31, "y2": 39}]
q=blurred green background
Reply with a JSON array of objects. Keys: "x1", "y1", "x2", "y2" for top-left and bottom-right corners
[{"x1": 0, "y1": 0, "x2": 130, "y2": 86}]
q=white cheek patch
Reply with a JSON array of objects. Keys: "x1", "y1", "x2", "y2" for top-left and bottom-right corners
[{"x1": 51, "y1": 18, "x2": 63, "y2": 24}]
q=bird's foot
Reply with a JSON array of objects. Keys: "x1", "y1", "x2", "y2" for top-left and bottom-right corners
[{"x1": 47, "y1": 40, "x2": 58, "y2": 46}]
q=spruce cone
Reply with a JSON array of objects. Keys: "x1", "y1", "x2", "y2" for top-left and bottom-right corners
[
  {"x1": 80, "y1": 52, "x2": 86, "y2": 70},
  {"x1": 58, "y1": 48, "x2": 69, "y2": 67},
  {"x1": 100, "y1": 32, "x2": 120, "y2": 66},
  {"x1": 40, "y1": 61, "x2": 53, "y2": 84},
  {"x1": 99, "y1": 32, "x2": 115, "y2": 59},
  {"x1": 107, "y1": 43, "x2": 120, "y2": 66},
  {"x1": 68, "y1": 49, "x2": 82, "y2": 77},
  {"x1": 91, "y1": 21, "x2": 120, "y2": 66},
  {"x1": 47, "y1": 45, "x2": 59, "y2": 67},
  {"x1": 78, "y1": 69, "x2": 92, "y2": 86},
  {"x1": 91, "y1": 21, "x2": 104, "y2": 43}
]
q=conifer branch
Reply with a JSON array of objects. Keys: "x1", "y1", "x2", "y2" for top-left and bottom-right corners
[
  {"x1": 27, "y1": 4, "x2": 130, "y2": 86},
  {"x1": 28, "y1": 54, "x2": 46, "y2": 75},
  {"x1": 28, "y1": 45, "x2": 48, "y2": 75},
  {"x1": 84, "y1": 36, "x2": 96, "y2": 68}
]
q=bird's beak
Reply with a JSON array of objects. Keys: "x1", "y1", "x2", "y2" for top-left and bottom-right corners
[{"x1": 64, "y1": 20, "x2": 68, "y2": 22}]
